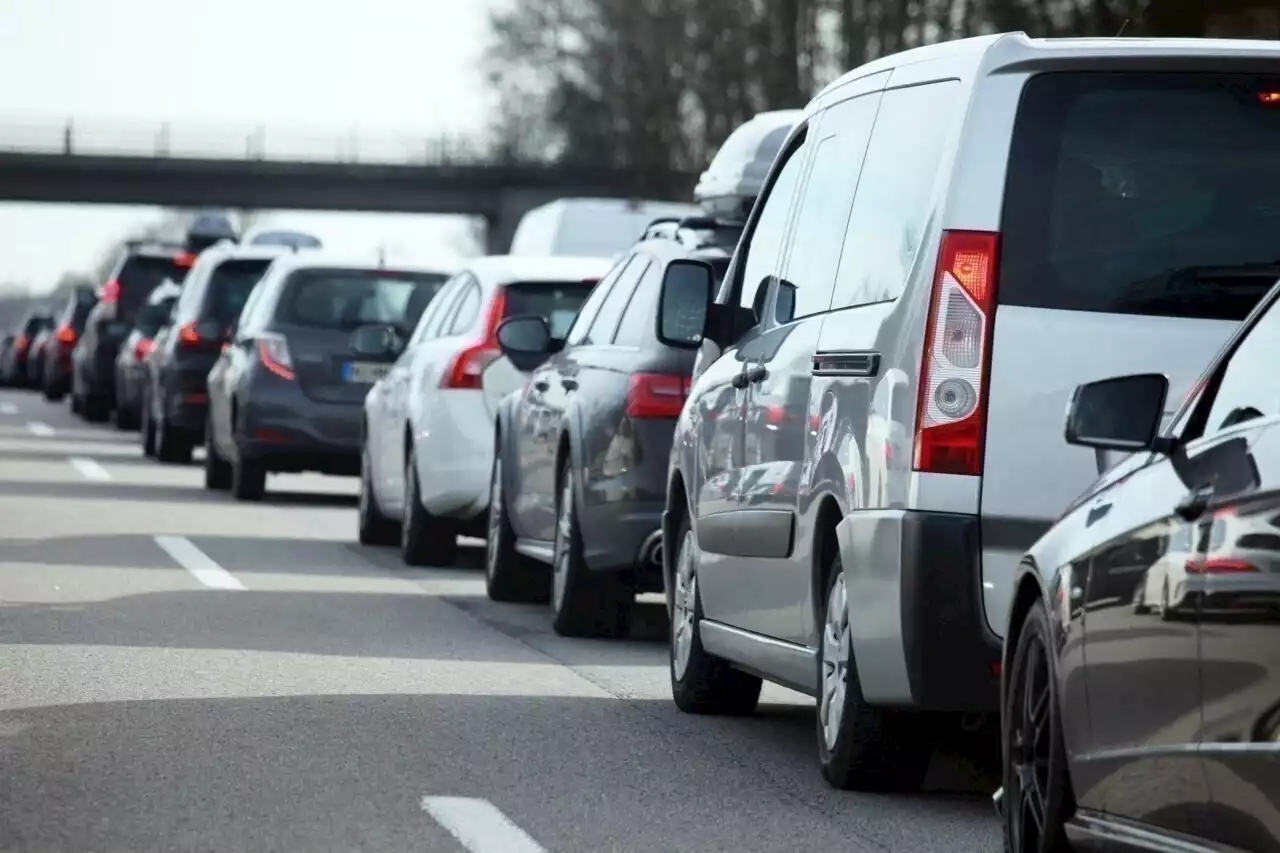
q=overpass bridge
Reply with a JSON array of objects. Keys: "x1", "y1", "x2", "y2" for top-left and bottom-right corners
[{"x1": 0, "y1": 117, "x2": 699, "y2": 253}]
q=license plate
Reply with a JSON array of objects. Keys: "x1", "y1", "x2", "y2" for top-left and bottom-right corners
[{"x1": 343, "y1": 361, "x2": 390, "y2": 383}]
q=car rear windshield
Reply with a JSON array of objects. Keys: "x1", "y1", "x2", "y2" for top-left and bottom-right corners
[
  {"x1": 277, "y1": 268, "x2": 449, "y2": 331},
  {"x1": 1001, "y1": 72, "x2": 1280, "y2": 321},
  {"x1": 70, "y1": 299, "x2": 95, "y2": 329},
  {"x1": 503, "y1": 281, "x2": 597, "y2": 338},
  {"x1": 117, "y1": 256, "x2": 190, "y2": 315},
  {"x1": 202, "y1": 259, "x2": 274, "y2": 325},
  {"x1": 22, "y1": 316, "x2": 51, "y2": 335},
  {"x1": 134, "y1": 297, "x2": 177, "y2": 337}
]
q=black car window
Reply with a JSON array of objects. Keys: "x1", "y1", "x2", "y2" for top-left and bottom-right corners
[
  {"x1": 200, "y1": 259, "x2": 276, "y2": 326},
  {"x1": 585, "y1": 258, "x2": 650, "y2": 344},
  {"x1": 564, "y1": 257, "x2": 630, "y2": 346},
  {"x1": 115, "y1": 255, "x2": 190, "y2": 315},
  {"x1": 276, "y1": 269, "x2": 450, "y2": 331},
  {"x1": 1003, "y1": 72, "x2": 1280, "y2": 321},
  {"x1": 504, "y1": 281, "x2": 598, "y2": 339},
  {"x1": 134, "y1": 297, "x2": 178, "y2": 337}
]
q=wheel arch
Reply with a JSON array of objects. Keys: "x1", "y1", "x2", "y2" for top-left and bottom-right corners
[
  {"x1": 1003, "y1": 560, "x2": 1048, "y2": 687},
  {"x1": 809, "y1": 492, "x2": 846, "y2": 629}
]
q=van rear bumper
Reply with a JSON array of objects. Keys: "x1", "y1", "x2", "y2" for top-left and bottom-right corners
[{"x1": 836, "y1": 509, "x2": 1001, "y2": 713}]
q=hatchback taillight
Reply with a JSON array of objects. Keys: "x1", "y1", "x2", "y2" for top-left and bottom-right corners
[{"x1": 912, "y1": 230, "x2": 1000, "y2": 477}]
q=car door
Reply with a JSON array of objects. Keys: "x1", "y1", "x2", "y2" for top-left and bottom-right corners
[
  {"x1": 208, "y1": 278, "x2": 266, "y2": 455},
  {"x1": 1169, "y1": 298, "x2": 1280, "y2": 853},
  {"x1": 693, "y1": 122, "x2": 810, "y2": 631}
]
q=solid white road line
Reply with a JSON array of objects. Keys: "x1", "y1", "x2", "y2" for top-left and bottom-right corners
[
  {"x1": 68, "y1": 457, "x2": 112, "y2": 482},
  {"x1": 27, "y1": 421, "x2": 55, "y2": 437},
  {"x1": 0, "y1": 402, "x2": 17, "y2": 415},
  {"x1": 153, "y1": 535, "x2": 246, "y2": 591},
  {"x1": 420, "y1": 796, "x2": 549, "y2": 853}
]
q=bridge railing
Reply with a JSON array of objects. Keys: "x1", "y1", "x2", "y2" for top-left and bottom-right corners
[{"x1": 0, "y1": 116, "x2": 508, "y2": 166}]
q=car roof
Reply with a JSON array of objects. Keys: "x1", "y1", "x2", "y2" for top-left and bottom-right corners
[
  {"x1": 195, "y1": 242, "x2": 293, "y2": 266},
  {"x1": 263, "y1": 251, "x2": 459, "y2": 279},
  {"x1": 464, "y1": 255, "x2": 613, "y2": 287}
]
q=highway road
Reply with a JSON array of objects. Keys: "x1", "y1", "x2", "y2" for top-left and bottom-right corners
[{"x1": 0, "y1": 388, "x2": 1001, "y2": 853}]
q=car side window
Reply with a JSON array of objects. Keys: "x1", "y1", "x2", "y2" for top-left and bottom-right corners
[
  {"x1": 735, "y1": 132, "x2": 808, "y2": 320},
  {"x1": 1200, "y1": 301, "x2": 1280, "y2": 436},
  {"x1": 424, "y1": 275, "x2": 473, "y2": 340},
  {"x1": 446, "y1": 282, "x2": 482, "y2": 336},
  {"x1": 410, "y1": 275, "x2": 461, "y2": 344},
  {"x1": 585, "y1": 256, "x2": 650, "y2": 345},
  {"x1": 233, "y1": 282, "x2": 267, "y2": 336},
  {"x1": 776, "y1": 94, "x2": 879, "y2": 324},
  {"x1": 613, "y1": 260, "x2": 665, "y2": 347},
  {"x1": 565, "y1": 256, "x2": 631, "y2": 346},
  {"x1": 830, "y1": 81, "x2": 959, "y2": 309}
]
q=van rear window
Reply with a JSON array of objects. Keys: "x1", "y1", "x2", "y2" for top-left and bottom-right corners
[{"x1": 1001, "y1": 72, "x2": 1280, "y2": 321}]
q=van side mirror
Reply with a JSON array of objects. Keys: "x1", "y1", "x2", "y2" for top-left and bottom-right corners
[
  {"x1": 1065, "y1": 373, "x2": 1169, "y2": 452},
  {"x1": 496, "y1": 315, "x2": 553, "y2": 372},
  {"x1": 657, "y1": 259, "x2": 714, "y2": 349},
  {"x1": 351, "y1": 324, "x2": 401, "y2": 358}
]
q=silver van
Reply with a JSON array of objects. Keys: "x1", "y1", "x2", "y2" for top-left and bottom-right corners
[{"x1": 656, "y1": 32, "x2": 1280, "y2": 790}]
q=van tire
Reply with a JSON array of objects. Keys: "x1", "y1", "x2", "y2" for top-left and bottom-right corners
[
  {"x1": 669, "y1": 513, "x2": 762, "y2": 715},
  {"x1": 817, "y1": 553, "x2": 933, "y2": 791}
]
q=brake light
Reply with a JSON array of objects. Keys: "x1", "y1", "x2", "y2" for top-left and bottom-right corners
[
  {"x1": 133, "y1": 337, "x2": 155, "y2": 361},
  {"x1": 626, "y1": 372, "x2": 691, "y2": 419},
  {"x1": 440, "y1": 288, "x2": 507, "y2": 390},
  {"x1": 101, "y1": 280, "x2": 121, "y2": 305},
  {"x1": 258, "y1": 334, "x2": 295, "y2": 380},
  {"x1": 912, "y1": 230, "x2": 1000, "y2": 477},
  {"x1": 1187, "y1": 558, "x2": 1259, "y2": 574},
  {"x1": 175, "y1": 251, "x2": 197, "y2": 267},
  {"x1": 14, "y1": 334, "x2": 28, "y2": 353},
  {"x1": 56, "y1": 324, "x2": 76, "y2": 346}
]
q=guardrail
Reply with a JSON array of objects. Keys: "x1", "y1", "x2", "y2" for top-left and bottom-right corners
[{"x1": 0, "y1": 117, "x2": 506, "y2": 166}]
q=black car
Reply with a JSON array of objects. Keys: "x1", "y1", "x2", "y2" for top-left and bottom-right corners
[
  {"x1": 71, "y1": 243, "x2": 193, "y2": 421},
  {"x1": 997, "y1": 278, "x2": 1280, "y2": 851},
  {"x1": 142, "y1": 245, "x2": 283, "y2": 462},
  {"x1": 41, "y1": 286, "x2": 98, "y2": 401},
  {"x1": 484, "y1": 218, "x2": 734, "y2": 637},
  {"x1": 205, "y1": 256, "x2": 450, "y2": 500},
  {"x1": 115, "y1": 281, "x2": 183, "y2": 431},
  {"x1": 2, "y1": 311, "x2": 53, "y2": 388}
]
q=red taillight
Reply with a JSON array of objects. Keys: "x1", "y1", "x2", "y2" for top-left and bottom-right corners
[
  {"x1": 101, "y1": 280, "x2": 122, "y2": 304},
  {"x1": 1188, "y1": 558, "x2": 1258, "y2": 575},
  {"x1": 626, "y1": 372, "x2": 691, "y2": 419},
  {"x1": 133, "y1": 337, "x2": 155, "y2": 361},
  {"x1": 258, "y1": 335, "x2": 295, "y2": 380},
  {"x1": 912, "y1": 230, "x2": 1000, "y2": 477},
  {"x1": 56, "y1": 325, "x2": 76, "y2": 346},
  {"x1": 14, "y1": 334, "x2": 29, "y2": 353},
  {"x1": 440, "y1": 288, "x2": 508, "y2": 390},
  {"x1": 175, "y1": 252, "x2": 197, "y2": 267}
]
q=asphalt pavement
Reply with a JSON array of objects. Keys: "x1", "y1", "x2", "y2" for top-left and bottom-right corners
[{"x1": 0, "y1": 388, "x2": 1001, "y2": 853}]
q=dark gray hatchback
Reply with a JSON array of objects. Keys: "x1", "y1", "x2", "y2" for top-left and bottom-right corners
[{"x1": 204, "y1": 256, "x2": 451, "y2": 501}]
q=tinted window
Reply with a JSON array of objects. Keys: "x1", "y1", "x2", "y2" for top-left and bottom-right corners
[
  {"x1": 737, "y1": 134, "x2": 806, "y2": 315},
  {"x1": 1203, "y1": 301, "x2": 1280, "y2": 435},
  {"x1": 830, "y1": 83, "x2": 956, "y2": 309},
  {"x1": 117, "y1": 256, "x2": 190, "y2": 314},
  {"x1": 447, "y1": 284, "x2": 482, "y2": 335},
  {"x1": 201, "y1": 260, "x2": 275, "y2": 326},
  {"x1": 779, "y1": 93, "x2": 880, "y2": 322},
  {"x1": 504, "y1": 281, "x2": 597, "y2": 339},
  {"x1": 135, "y1": 297, "x2": 178, "y2": 337},
  {"x1": 70, "y1": 298, "x2": 96, "y2": 328},
  {"x1": 276, "y1": 269, "x2": 449, "y2": 331},
  {"x1": 22, "y1": 315, "x2": 51, "y2": 335},
  {"x1": 1238, "y1": 533, "x2": 1280, "y2": 551},
  {"x1": 565, "y1": 257, "x2": 630, "y2": 346},
  {"x1": 1003, "y1": 72, "x2": 1280, "y2": 320},
  {"x1": 586, "y1": 258, "x2": 650, "y2": 344}
]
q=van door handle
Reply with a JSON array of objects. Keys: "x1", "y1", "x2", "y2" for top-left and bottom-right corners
[
  {"x1": 746, "y1": 366, "x2": 768, "y2": 383},
  {"x1": 561, "y1": 378, "x2": 578, "y2": 391},
  {"x1": 1175, "y1": 485, "x2": 1214, "y2": 522}
]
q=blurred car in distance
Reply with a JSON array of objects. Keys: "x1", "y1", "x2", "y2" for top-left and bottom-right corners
[
  {"x1": 41, "y1": 286, "x2": 97, "y2": 401},
  {"x1": 114, "y1": 280, "x2": 182, "y2": 431},
  {"x1": 205, "y1": 255, "x2": 453, "y2": 500},
  {"x1": 508, "y1": 198, "x2": 702, "y2": 259},
  {"x1": 358, "y1": 255, "x2": 609, "y2": 566},
  {"x1": 1, "y1": 311, "x2": 53, "y2": 388}
]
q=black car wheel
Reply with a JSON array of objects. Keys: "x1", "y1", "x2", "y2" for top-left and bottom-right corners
[
  {"x1": 548, "y1": 458, "x2": 632, "y2": 638},
  {"x1": 400, "y1": 444, "x2": 458, "y2": 566},
  {"x1": 231, "y1": 453, "x2": 266, "y2": 502},
  {"x1": 140, "y1": 397, "x2": 158, "y2": 458},
  {"x1": 1002, "y1": 599, "x2": 1073, "y2": 853},
  {"x1": 203, "y1": 415, "x2": 232, "y2": 491},
  {"x1": 357, "y1": 441, "x2": 399, "y2": 546},
  {"x1": 155, "y1": 418, "x2": 193, "y2": 465},
  {"x1": 485, "y1": 451, "x2": 548, "y2": 602}
]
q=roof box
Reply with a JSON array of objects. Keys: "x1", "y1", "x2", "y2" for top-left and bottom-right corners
[
  {"x1": 693, "y1": 110, "x2": 802, "y2": 221},
  {"x1": 185, "y1": 210, "x2": 238, "y2": 253}
]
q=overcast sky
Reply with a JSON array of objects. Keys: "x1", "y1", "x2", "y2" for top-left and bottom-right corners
[{"x1": 0, "y1": 0, "x2": 504, "y2": 293}]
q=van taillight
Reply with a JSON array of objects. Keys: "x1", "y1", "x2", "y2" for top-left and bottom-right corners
[
  {"x1": 912, "y1": 230, "x2": 1000, "y2": 477},
  {"x1": 626, "y1": 373, "x2": 690, "y2": 419}
]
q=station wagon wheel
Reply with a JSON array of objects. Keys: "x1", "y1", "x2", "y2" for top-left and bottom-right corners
[
  {"x1": 1002, "y1": 600, "x2": 1072, "y2": 853},
  {"x1": 549, "y1": 459, "x2": 632, "y2": 638},
  {"x1": 485, "y1": 451, "x2": 548, "y2": 603},
  {"x1": 356, "y1": 440, "x2": 398, "y2": 545}
]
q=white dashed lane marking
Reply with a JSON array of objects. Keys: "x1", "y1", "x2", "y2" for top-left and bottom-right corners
[
  {"x1": 27, "y1": 421, "x2": 55, "y2": 437},
  {"x1": 68, "y1": 457, "x2": 112, "y2": 482},
  {"x1": 420, "y1": 796, "x2": 550, "y2": 853},
  {"x1": 153, "y1": 535, "x2": 246, "y2": 591}
]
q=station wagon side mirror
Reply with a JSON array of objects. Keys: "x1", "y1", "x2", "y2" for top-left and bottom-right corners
[
  {"x1": 1065, "y1": 373, "x2": 1169, "y2": 453},
  {"x1": 351, "y1": 324, "x2": 401, "y2": 358},
  {"x1": 496, "y1": 315, "x2": 554, "y2": 373},
  {"x1": 656, "y1": 259, "x2": 715, "y2": 349}
]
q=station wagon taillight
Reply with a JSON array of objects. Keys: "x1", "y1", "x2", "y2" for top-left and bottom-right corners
[
  {"x1": 626, "y1": 373, "x2": 690, "y2": 419},
  {"x1": 912, "y1": 230, "x2": 1000, "y2": 477}
]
